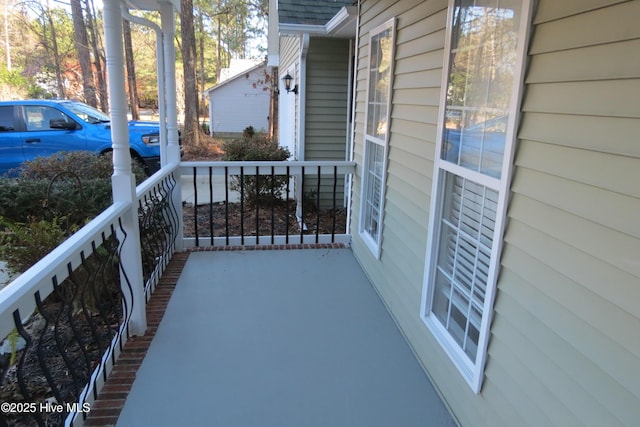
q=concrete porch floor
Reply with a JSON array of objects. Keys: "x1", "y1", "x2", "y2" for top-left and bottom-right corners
[{"x1": 114, "y1": 248, "x2": 456, "y2": 426}]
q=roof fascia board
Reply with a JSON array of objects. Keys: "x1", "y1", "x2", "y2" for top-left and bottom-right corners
[
  {"x1": 279, "y1": 6, "x2": 357, "y2": 38},
  {"x1": 279, "y1": 23, "x2": 327, "y2": 36},
  {"x1": 326, "y1": 6, "x2": 357, "y2": 36},
  {"x1": 203, "y1": 61, "x2": 267, "y2": 94}
]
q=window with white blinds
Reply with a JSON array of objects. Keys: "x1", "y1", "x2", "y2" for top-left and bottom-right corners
[
  {"x1": 422, "y1": 0, "x2": 532, "y2": 392},
  {"x1": 360, "y1": 19, "x2": 395, "y2": 257},
  {"x1": 432, "y1": 173, "x2": 498, "y2": 359}
]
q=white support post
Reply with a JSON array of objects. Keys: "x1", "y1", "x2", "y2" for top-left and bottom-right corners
[
  {"x1": 103, "y1": 0, "x2": 147, "y2": 336},
  {"x1": 161, "y1": 1, "x2": 184, "y2": 251}
]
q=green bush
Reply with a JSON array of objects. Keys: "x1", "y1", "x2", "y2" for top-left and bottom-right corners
[
  {"x1": 222, "y1": 135, "x2": 290, "y2": 206},
  {"x1": 0, "y1": 151, "x2": 144, "y2": 274},
  {"x1": 16, "y1": 150, "x2": 146, "y2": 182},
  {"x1": 0, "y1": 216, "x2": 69, "y2": 275}
]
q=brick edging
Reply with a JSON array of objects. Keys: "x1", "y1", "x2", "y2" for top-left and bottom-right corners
[
  {"x1": 84, "y1": 253, "x2": 189, "y2": 427},
  {"x1": 187, "y1": 242, "x2": 346, "y2": 251}
]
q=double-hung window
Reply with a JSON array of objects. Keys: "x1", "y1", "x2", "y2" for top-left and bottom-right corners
[
  {"x1": 360, "y1": 18, "x2": 395, "y2": 257},
  {"x1": 422, "y1": 0, "x2": 532, "y2": 392}
]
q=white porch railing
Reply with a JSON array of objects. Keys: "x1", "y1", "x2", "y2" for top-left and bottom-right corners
[
  {"x1": 180, "y1": 160, "x2": 356, "y2": 248},
  {"x1": 0, "y1": 165, "x2": 179, "y2": 427},
  {"x1": 0, "y1": 159, "x2": 353, "y2": 426}
]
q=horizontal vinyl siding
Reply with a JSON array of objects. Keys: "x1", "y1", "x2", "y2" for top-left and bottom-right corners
[
  {"x1": 351, "y1": 0, "x2": 640, "y2": 426},
  {"x1": 304, "y1": 37, "x2": 350, "y2": 161},
  {"x1": 350, "y1": 0, "x2": 481, "y2": 425},
  {"x1": 495, "y1": 0, "x2": 640, "y2": 426},
  {"x1": 279, "y1": 36, "x2": 299, "y2": 74},
  {"x1": 303, "y1": 38, "x2": 350, "y2": 207}
]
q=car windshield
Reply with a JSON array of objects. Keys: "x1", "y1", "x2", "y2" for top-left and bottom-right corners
[{"x1": 63, "y1": 101, "x2": 111, "y2": 124}]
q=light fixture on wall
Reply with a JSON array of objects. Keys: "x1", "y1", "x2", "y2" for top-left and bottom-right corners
[{"x1": 282, "y1": 73, "x2": 298, "y2": 95}]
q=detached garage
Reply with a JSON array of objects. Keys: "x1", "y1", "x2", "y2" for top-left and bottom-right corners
[{"x1": 204, "y1": 59, "x2": 271, "y2": 137}]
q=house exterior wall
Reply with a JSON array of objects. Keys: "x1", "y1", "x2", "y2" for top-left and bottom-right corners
[
  {"x1": 305, "y1": 37, "x2": 350, "y2": 162},
  {"x1": 208, "y1": 66, "x2": 270, "y2": 135},
  {"x1": 278, "y1": 35, "x2": 301, "y2": 157},
  {"x1": 349, "y1": 0, "x2": 640, "y2": 426},
  {"x1": 305, "y1": 37, "x2": 351, "y2": 207}
]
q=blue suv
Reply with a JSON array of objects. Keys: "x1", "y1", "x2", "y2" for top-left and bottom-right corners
[{"x1": 0, "y1": 100, "x2": 163, "y2": 175}]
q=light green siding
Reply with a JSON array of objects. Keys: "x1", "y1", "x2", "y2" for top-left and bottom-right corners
[
  {"x1": 500, "y1": 0, "x2": 640, "y2": 423},
  {"x1": 350, "y1": 0, "x2": 640, "y2": 426},
  {"x1": 350, "y1": 0, "x2": 474, "y2": 423},
  {"x1": 303, "y1": 37, "x2": 350, "y2": 207},
  {"x1": 279, "y1": 36, "x2": 300, "y2": 77},
  {"x1": 305, "y1": 37, "x2": 350, "y2": 163}
]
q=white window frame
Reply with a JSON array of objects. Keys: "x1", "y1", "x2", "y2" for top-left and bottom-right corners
[
  {"x1": 359, "y1": 18, "x2": 396, "y2": 258},
  {"x1": 421, "y1": 0, "x2": 534, "y2": 393}
]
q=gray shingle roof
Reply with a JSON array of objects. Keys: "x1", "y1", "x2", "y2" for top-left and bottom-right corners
[{"x1": 278, "y1": 0, "x2": 354, "y2": 25}]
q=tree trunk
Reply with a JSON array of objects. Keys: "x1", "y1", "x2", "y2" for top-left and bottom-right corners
[
  {"x1": 85, "y1": 0, "x2": 108, "y2": 111},
  {"x1": 70, "y1": 0, "x2": 96, "y2": 107},
  {"x1": 4, "y1": 1, "x2": 10, "y2": 71},
  {"x1": 197, "y1": 11, "x2": 205, "y2": 105},
  {"x1": 123, "y1": 19, "x2": 139, "y2": 120},
  {"x1": 46, "y1": 9, "x2": 66, "y2": 99},
  {"x1": 269, "y1": 67, "x2": 278, "y2": 140},
  {"x1": 180, "y1": 0, "x2": 200, "y2": 146}
]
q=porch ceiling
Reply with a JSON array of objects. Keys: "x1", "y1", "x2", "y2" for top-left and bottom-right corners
[{"x1": 115, "y1": 248, "x2": 455, "y2": 426}]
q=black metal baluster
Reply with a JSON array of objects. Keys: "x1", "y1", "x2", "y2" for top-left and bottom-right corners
[
  {"x1": 33, "y1": 291, "x2": 65, "y2": 409},
  {"x1": 285, "y1": 166, "x2": 290, "y2": 244},
  {"x1": 13, "y1": 309, "x2": 46, "y2": 427},
  {"x1": 255, "y1": 168, "x2": 260, "y2": 244},
  {"x1": 271, "y1": 166, "x2": 275, "y2": 244},
  {"x1": 116, "y1": 218, "x2": 134, "y2": 338},
  {"x1": 300, "y1": 166, "x2": 305, "y2": 244},
  {"x1": 78, "y1": 251, "x2": 107, "y2": 361},
  {"x1": 225, "y1": 166, "x2": 229, "y2": 245},
  {"x1": 49, "y1": 276, "x2": 85, "y2": 398},
  {"x1": 332, "y1": 166, "x2": 338, "y2": 242},
  {"x1": 209, "y1": 166, "x2": 214, "y2": 246},
  {"x1": 240, "y1": 167, "x2": 245, "y2": 245},
  {"x1": 316, "y1": 166, "x2": 321, "y2": 243},
  {"x1": 165, "y1": 173, "x2": 180, "y2": 252},
  {"x1": 97, "y1": 232, "x2": 123, "y2": 373},
  {"x1": 193, "y1": 167, "x2": 199, "y2": 247},
  {"x1": 64, "y1": 264, "x2": 94, "y2": 381}
]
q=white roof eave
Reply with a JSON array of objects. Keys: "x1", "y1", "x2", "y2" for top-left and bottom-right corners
[{"x1": 279, "y1": 6, "x2": 358, "y2": 38}]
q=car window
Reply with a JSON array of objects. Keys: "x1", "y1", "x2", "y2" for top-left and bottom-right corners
[
  {"x1": 0, "y1": 106, "x2": 14, "y2": 131},
  {"x1": 63, "y1": 102, "x2": 110, "y2": 124},
  {"x1": 24, "y1": 106, "x2": 71, "y2": 131}
]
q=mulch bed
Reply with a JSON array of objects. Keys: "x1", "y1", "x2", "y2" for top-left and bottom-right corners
[{"x1": 182, "y1": 200, "x2": 347, "y2": 239}]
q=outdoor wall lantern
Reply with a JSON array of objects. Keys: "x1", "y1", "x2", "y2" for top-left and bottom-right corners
[{"x1": 283, "y1": 73, "x2": 298, "y2": 95}]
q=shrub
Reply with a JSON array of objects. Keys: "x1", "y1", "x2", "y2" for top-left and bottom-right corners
[
  {"x1": 16, "y1": 150, "x2": 146, "y2": 182},
  {"x1": 222, "y1": 135, "x2": 290, "y2": 206},
  {"x1": 0, "y1": 216, "x2": 69, "y2": 275},
  {"x1": 242, "y1": 125, "x2": 255, "y2": 138},
  {"x1": 0, "y1": 151, "x2": 144, "y2": 274}
]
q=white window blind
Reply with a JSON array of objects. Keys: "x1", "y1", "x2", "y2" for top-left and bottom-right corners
[{"x1": 432, "y1": 173, "x2": 497, "y2": 359}]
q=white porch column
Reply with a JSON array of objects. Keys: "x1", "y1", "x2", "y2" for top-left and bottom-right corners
[
  {"x1": 161, "y1": 0, "x2": 184, "y2": 251},
  {"x1": 103, "y1": 0, "x2": 147, "y2": 335},
  {"x1": 161, "y1": 1, "x2": 181, "y2": 166}
]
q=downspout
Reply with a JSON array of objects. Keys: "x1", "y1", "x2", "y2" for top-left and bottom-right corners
[
  {"x1": 295, "y1": 34, "x2": 310, "y2": 227},
  {"x1": 345, "y1": 0, "x2": 361, "y2": 236},
  {"x1": 120, "y1": 5, "x2": 168, "y2": 166},
  {"x1": 297, "y1": 33, "x2": 310, "y2": 161}
]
